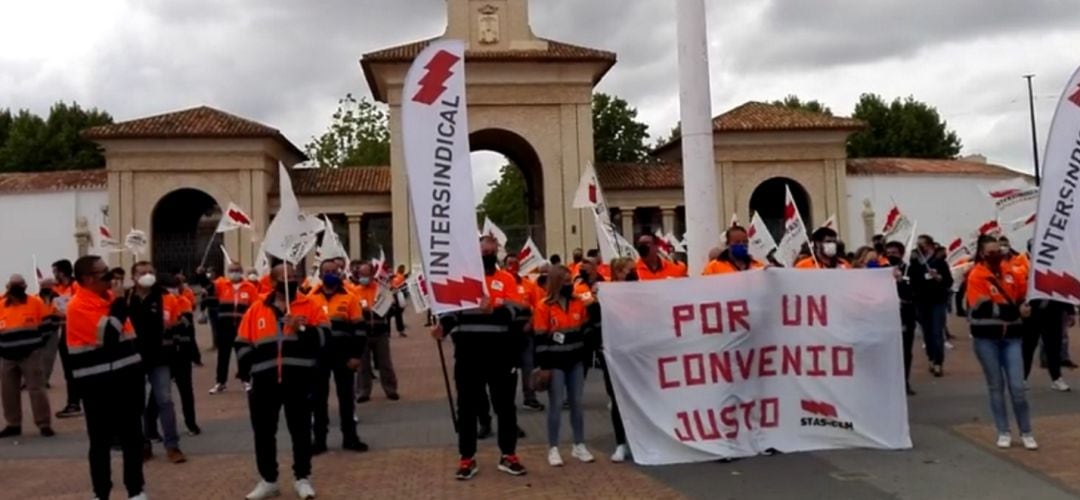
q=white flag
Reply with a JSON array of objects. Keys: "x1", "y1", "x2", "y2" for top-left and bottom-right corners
[
  {"x1": 880, "y1": 202, "x2": 914, "y2": 241},
  {"x1": 263, "y1": 163, "x2": 323, "y2": 264},
  {"x1": 517, "y1": 237, "x2": 545, "y2": 276},
  {"x1": 481, "y1": 217, "x2": 509, "y2": 260},
  {"x1": 372, "y1": 247, "x2": 392, "y2": 284},
  {"x1": 220, "y1": 245, "x2": 233, "y2": 266},
  {"x1": 215, "y1": 202, "x2": 254, "y2": 233},
  {"x1": 124, "y1": 229, "x2": 149, "y2": 256},
  {"x1": 729, "y1": 212, "x2": 740, "y2": 227},
  {"x1": 748, "y1": 211, "x2": 777, "y2": 262},
  {"x1": 316, "y1": 216, "x2": 349, "y2": 262},
  {"x1": 402, "y1": 39, "x2": 487, "y2": 314},
  {"x1": 983, "y1": 178, "x2": 1039, "y2": 211},
  {"x1": 613, "y1": 229, "x2": 640, "y2": 260},
  {"x1": 572, "y1": 162, "x2": 603, "y2": 209},
  {"x1": 407, "y1": 271, "x2": 431, "y2": 313},
  {"x1": 1029, "y1": 65, "x2": 1080, "y2": 304},
  {"x1": 945, "y1": 237, "x2": 970, "y2": 266},
  {"x1": 1005, "y1": 212, "x2": 1037, "y2": 235},
  {"x1": 654, "y1": 230, "x2": 674, "y2": 257},
  {"x1": 255, "y1": 240, "x2": 270, "y2": 276},
  {"x1": 98, "y1": 225, "x2": 119, "y2": 248},
  {"x1": 776, "y1": 186, "x2": 810, "y2": 267},
  {"x1": 665, "y1": 232, "x2": 686, "y2": 253}
]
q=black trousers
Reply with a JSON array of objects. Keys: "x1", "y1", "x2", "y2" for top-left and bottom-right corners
[
  {"x1": 455, "y1": 359, "x2": 517, "y2": 459},
  {"x1": 1023, "y1": 305, "x2": 1065, "y2": 381},
  {"x1": 248, "y1": 379, "x2": 313, "y2": 482},
  {"x1": 82, "y1": 373, "x2": 145, "y2": 499},
  {"x1": 600, "y1": 359, "x2": 627, "y2": 446},
  {"x1": 214, "y1": 320, "x2": 239, "y2": 385},
  {"x1": 900, "y1": 302, "x2": 916, "y2": 386},
  {"x1": 57, "y1": 328, "x2": 80, "y2": 407},
  {"x1": 312, "y1": 360, "x2": 358, "y2": 443},
  {"x1": 391, "y1": 306, "x2": 405, "y2": 333}
]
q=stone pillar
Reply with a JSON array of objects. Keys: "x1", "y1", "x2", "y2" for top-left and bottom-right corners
[
  {"x1": 347, "y1": 213, "x2": 364, "y2": 260},
  {"x1": 661, "y1": 206, "x2": 677, "y2": 235},
  {"x1": 74, "y1": 216, "x2": 92, "y2": 257},
  {"x1": 861, "y1": 198, "x2": 875, "y2": 245},
  {"x1": 620, "y1": 207, "x2": 636, "y2": 240}
]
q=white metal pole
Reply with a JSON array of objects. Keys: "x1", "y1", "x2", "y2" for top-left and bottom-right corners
[{"x1": 676, "y1": 0, "x2": 722, "y2": 275}]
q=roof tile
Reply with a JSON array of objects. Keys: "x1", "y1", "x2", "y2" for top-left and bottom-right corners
[
  {"x1": 0, "y1": 170, "x2": 107, "y2": 194},
  {"x1": 284, "y1": 166, "x2": 392, "y2": 195},
  {"x1": 712, "y1": 102, "x2": 864, "y2": 132},
  {"x1": 846, "y1": 158, "x2": 1027, "y2": 177},
  {"x1": 362, "y1": 37, "x2": 616, "y2": 63},
  {"x1": 596, "y1": 162, "x2": 682, "y2": 190}
]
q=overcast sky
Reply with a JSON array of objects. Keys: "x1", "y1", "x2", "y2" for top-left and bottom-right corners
[{"x1": 2, "y1": 0, "x2": 1077, "y2": 197}]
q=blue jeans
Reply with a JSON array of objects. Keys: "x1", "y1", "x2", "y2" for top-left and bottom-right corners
[
  {"x1": 547, "y1": 362, "x2": 585, "y2": 447},
  {"x1": 145, "y1": 365, "x2": 180, "y2": 449},
  {"x1": 918, "y1": 302, "x2": 948, "y2": 365},
  {"x1": 973, "y1": 338, "x2": 1032, "y2": 435}
]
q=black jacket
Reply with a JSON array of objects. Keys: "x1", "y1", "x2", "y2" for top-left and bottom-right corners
[
  {"x1": 126, "y1": 288, "x2": 173, "y2": 368},
  {"x1": 908, "y1": 253, "x2": 953, "y2": 304}
]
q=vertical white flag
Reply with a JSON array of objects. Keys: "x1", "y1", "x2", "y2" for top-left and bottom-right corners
[
  {"x1": 776, "y1": 185, "x2": 810, "y2": 267},
  {"x1": 1029, "y1": 65, "x2": 1080, "y2": 304},
  {"x1": 573, "y1": 161, "x2": 625, "y2": 262},
  {"x1": 517, "y1": 237, "x2": 545, "y2": 276},
  {"x1": 216, "y1": 202, "x2": 254, "y2": 233},
  {"x1": 124, "y1": 229, "x2": 149, "y2": 257},
  {"x1": 748, "y1": 211, "x2": 777, "y2": 262},
  {"x1": 572, "y1": 162, "x2": 603, "y2": 209},
  {"x1": 402, "y1": 40, "x2": 486, "y2": 314},
  {"x1": 317, "y1": 216, "x2": 349, "y2": 262},
  {"x1": 220, "y1": 245, "x2": 233, "y2": 266},
  {"x1": 263, "y1": 163, "x2": 323, "y2": 264}
]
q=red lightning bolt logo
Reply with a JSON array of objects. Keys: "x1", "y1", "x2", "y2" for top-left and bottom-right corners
[
  {"x1": 1069, "y1": 84, "x2": 1080, "y2": 108},
  {"x1": 431, "y1": 276, "x2": 485, "y2": 306},
  {"x1": 412, "y1": 50, "x2": 461, "y2": 105},
  {"x1": 801, "y1": 400, "x2": 838, "y2": 418},
  {"x1": 1034, "y1": 270, "x2": 1080, "y2": 301}
]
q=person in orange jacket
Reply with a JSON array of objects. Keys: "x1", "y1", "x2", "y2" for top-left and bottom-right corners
[
  {"x1": 352, "y1": 262, "x2": 400, "y2": 402},
  {"x1": 66, "y1": 255, "x2": 147, "y2": 500},
  {"x1": 389, "y1": 265, "x2": 408, "y2": 337},
  {"x1": 52, "y1": 259, "x2": 85, "y2": 419},
  {"x1": 0, "y1": 274, "x2": 54, "y2": 439},
  {"x1": 204, "y1": 263, "x2": 260, "y2": 395},
  {"x1": 503, "y1": 253, "x2": 544, "y2": 412},
  {"x1": 703, "y1": 225, "x2": 766, "y2": 275},
  {"x1": 795, "y1": 227, "x2": 851, "y2": 269},
  {"x1": 634, "y1": 234, "x2": 684, "y2": 280}
]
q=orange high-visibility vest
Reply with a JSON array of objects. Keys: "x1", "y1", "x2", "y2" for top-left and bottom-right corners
[
  {"x1": 65, "y1": 288, "x2": 140, "y2": 380},
  {"x1": 235, "y1": 294, "x2": 329, "y2": 382},
  {"x1": 0, "y1": 295, "x2": 49, "y2": 359}
]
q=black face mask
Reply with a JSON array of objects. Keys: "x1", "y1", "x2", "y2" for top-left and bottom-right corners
[
  {"x1": 887, "y1": 256, "x2": 903, "y2": 267},
  {"x1": 482, "y1": 254, "x2": 498, "y2": 273},
  {"x1": 7, "y1": 285, "x2": 26, "y2": 298},
  {"x1": 559, "y1": 284, "x2": 574, "y2": 299},
  {"x1": 635, "y1": 244, "x2": 651, "y2": 257},
  {"x1": 275, "y1": 281, "x2": 299, "y2": 299},
  {"x1": 625, "y1": 271, "x2": 639, "y2": 282},
  {"x1": 537, "y1": 274, "x2": 548, "y2": 288},
  {"x1": 573, "y1": 255, "x2": 583, "y2": 264},
  {"x1": 579, "y1": 270, "x2": 590, "y2": 282},
  {"x1": 39, "y1": 287, "x2": 53, "y2": 300}
]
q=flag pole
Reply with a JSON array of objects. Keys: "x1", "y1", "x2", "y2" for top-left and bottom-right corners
[
  {"x1": 435, "y1": 338, "x2": 458, "y2": 433},
  {"x1": 198, "y1": 232, "x2": 220, "y2": 269}
]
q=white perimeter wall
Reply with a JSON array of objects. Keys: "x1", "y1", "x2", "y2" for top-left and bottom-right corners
[
  {"x1": 0, "y1": 189, "x2": 107, "y2": 291},
  {"x1": 845, "y1": 174, "x2": 1036, "y2": 249}
]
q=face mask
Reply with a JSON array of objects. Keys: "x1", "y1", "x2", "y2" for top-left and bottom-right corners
[
  {"x1": 887, "y1": 256, "x2": 903, "y2": 267},
  {"x1": 1000, "y1": 245, "x2": 1011, "y2": 254},
  {"x1": 579, "y1": 270, "x2": 590, "y2": 281},
  {"x1": 137, "y1": 274, "x2": 156, "y2": 288},
  {"x1": 506, "y1": 262, "x2": 520, "y2": 274},
  {"x1": 229, "y1": 272, "x2": 244, "y2": 283},
  {"x1": 167, "y1": 287, "x2": 180, "y2": 295},
  {"x1": 635, "y1": 244, "x2": 651, "y2": 257},
  {"x1": 7, "y1": 284, "x2": 26, "y2": 297},
  {"x1": 482, "y1": 253, "x2": 498, "y2": 272},
  {"x1": 357, "y1": 277, "x2": 371, "y2": 286},
  {"x1": 276, "y1": 281, "x2": 299, "y2": 298},
  {"x1": 559, "y1": 284, "x2": 574, "y2": 299},
  {"x1": 821, "y1": 242, "x2": 838, "y2": 258},
  {"x1": 984, "y1": 251, "x2": 1003, "y2": 264},
  {"x1": 247, "y1": 273, "x2": 258, "y2": 281},
  {"x1": 730, "y1": 243, "x2": 750, "y2": 260},
  {"x1": 866, "y1": 260, "x2": 881, "y2": 269},
  {"x1": 625, "y1": 271, "x2": 639, "y2": 282},
  {"x1": 573, "y1": 255, "x2": 583, "y2": 264},
  {"x1": 537, "y1": 275, "x2": 548, "y2": 288},
  {"x1": 322, "y1": 273, "x2": 342, "y2": 289},
  {"x1": 39, "y1": 287, "x2": 53, "y2": 299}
]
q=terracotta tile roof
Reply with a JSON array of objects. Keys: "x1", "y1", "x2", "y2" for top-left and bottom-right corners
[
  {"x1": 284, "y1": 166, "x2": 392, "y2": 195},
  {"x1": 596, "y1": 162, "x2": 683, "y2": 190},
  {"x1": 0, "y1": 169, "x2": 107, "y2": 194},
  {"x1": 846, "y1": 158, "x2": 1028, "y2": 177},
  {"x1": 654, "y1": 102, "x2": 865, "y2": 155},
  {"x1": 82, "y1": 106, "x2": 306, "y2": 159}
]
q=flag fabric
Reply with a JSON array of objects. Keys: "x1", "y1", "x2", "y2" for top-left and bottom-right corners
[
  {"x1": 1029, "y1": 65, "x2": 1080, "y2": 304},
  {"x1": 372, "y1": 247, "x2": 393, "y2": 284},
  {"x1": 407, "y1": 271, "x2": 431, "y2": 313},
  {"x1": 654, "y1": 230, "x2": 674, "y2": 257},
  {"x1": 982, "y1": 178, "x2": 1039, "y2": 212},
  {"x1": 881, "y1": 202, "x2": 914, "y2": 240},
  {"x1": 819, "y1": 214, "x2": 837, "y2": 231},
  {"x1": 572, "y1": 162, "x2": 603, "y2": 209},
  {"x1": 1005, "y1": 212, "x2": 1037, "y2": 234},
  {"x1": 665, "y1": 232, "x2": 686, "y2": 253},
  {"x1": 978, "y1": 219, "x2": 1004, "y2": 238},
  {"x1": 729, "y1": 212, "x2": 740, "y2": 227},
  {"x1": 124, "y1": 229, "x2": 149, "y2": 256},
  {"x1": 612, "y1": 230, "x2": 640, "y2": 260},
  {"x1": 255, "y1": 240, "x2": 270, "y2": 276},
  {"x1": 517, "y1": 237, "x2": 545, "y2": 276},
  {"x1": 98, "y1": 225, "x2": 119, "y2": 248},
  {"x1": 215, "y1": 202, "x2": 254, "y2": 233},
  {"x1": 776, "y1": 186, "x2": 811, "y2": 267},
  {"x1": 221, "y1": 245, "x2": 233, "y2": 266},
  {"x1": 263, "y1": 163, "x2": 323, "y2": 264},
  {"x1": 317, "y1": 215, "x2": 349, "y2": 262},
  {"x1": 945, "y1": 237, "x2": 970, "y2": 266},
  {"x1": 481, "y1": 217, "x2": 509, "y2": 260},
  {"x1": 748, "y1": 211, "x2": 778, "y2": 262},
  {"x1": 32, "y1": 254, "x2": 42, "y2": 292}
]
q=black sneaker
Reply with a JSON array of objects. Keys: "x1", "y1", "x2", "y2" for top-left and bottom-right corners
[
  {"x1": 456, "y1": 458, "x2": 478, "y2": 480},
  {"x1": 387, "y1": 393, "x2": 401, "y2": 401},
  {"x1": 1063, "y1": 360, "x2": 1079, "y2": 369},
  {"x1": 312, "y1": 440, "x2": 328, "y2": 456},
  {"x1": 186, "y1": 424, "x2": 202, "y2": 436},
  {"x1": 931, "y1": 365, "x2": 944, "y2": 378},
  {"x1": 522, "y1": 399, "x2": 545, "y2": 412},
  {"x1": 0, "y1": 426, "x2": 21, "y2": 438},
  {"x1": 356, "y1": 395, "x2": 370, "y2": 404},
  {"x1": 477, "y1": 423, "x2": 493, "y2": 440},
  {"x1": 147, "y1": 432, "x2": 163, "y2": 443},
  {"x1": 40, "y1": 427, "x2": 55, "y2": 437},
  {"x1": 498, "y1": 455, "x2": 527, "y2": 476},
  {"x1": 516, "y1": 426, "x2": 526, "y2": 439},
  {"x1": 343, "y1": 438, "x2": 369, "y2": 453},
  {"x1": 55, "y1": 404, "x2": 82, "y2": 419}
]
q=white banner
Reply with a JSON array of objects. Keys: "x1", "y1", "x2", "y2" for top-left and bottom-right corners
[
  {"x1": 600, "y1": 270, "x2": 911, "y2": 465},
  {"x1": 402, "y1": 39, "x2": 487, "y2": 314},
  {"x1": 1030, "y1": 65, "x2": 1080, "y2": 304}
]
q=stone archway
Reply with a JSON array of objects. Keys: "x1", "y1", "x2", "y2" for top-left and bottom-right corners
[
  {"x1": 750, "y1": 177, "x2": 813, "y2": 243},
  {"x1": 470, "y1": 127, "x2": 545, "y2": 252},
  {"x1": 152, "y1": 188, "x2": 222, "y2": 275}
]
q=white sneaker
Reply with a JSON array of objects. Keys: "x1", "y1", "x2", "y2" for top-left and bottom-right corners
[
  {"x1": 571, "y1": 443, "x2": 595, "y2": 463},
  {"x1": 611, "y1": 444, "x2": 629, "y2": 463},
  {"x1": 294, "y1": 479, "x2": 316, "y2": 499},
  {"x1": 245, "y1": 480, "x2": 280, "y2": 500},
  {"x1": 243, "y1": 381, "x2": 253, "y2": 392},
  {"x1": 945, "y1": 341, "x2": 955, "y2": 350},
  {"x1": 996, "y1": 434, "x2": 1012, "y2": 449},
  {"x1": 1021, "y1": 434, "x2": 1039, "y2": 450},
  {"x1": 129, "y1": 494, "x2": 148, "y2": 500},
  {"x1": 547, "y1": 447, "x2": 564, "y2": 467},
  {"x1": 208, "y1": 383, "x2": 227, "y2": 395},
  {"x1": 1051, "y1": 379, "x2": 1071, "y2": 392}
]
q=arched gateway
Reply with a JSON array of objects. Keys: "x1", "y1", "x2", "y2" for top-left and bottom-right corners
[{"x1": 361, "y1": 0, "x2": 616, "y2": 266}]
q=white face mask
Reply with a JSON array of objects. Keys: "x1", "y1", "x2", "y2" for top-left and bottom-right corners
[
  {"x1": 247, "y1": 273, "x2": 259, "y2": 281},
  {"x1": 229, "y1": 272, "x2": 244, "y2": 283},
  {"x1": 821, "y1": 242, "x2": 838, "y2": 258},
  {"x1": 136, "y1": 274, "x2": 157, "y2": 288}
]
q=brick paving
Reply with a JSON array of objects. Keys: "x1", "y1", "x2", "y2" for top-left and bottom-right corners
[{"x1": 955, "y1": 414, "x2": 1080, "y2": 495}]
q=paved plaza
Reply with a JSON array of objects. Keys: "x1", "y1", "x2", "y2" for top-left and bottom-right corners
[{"x1": 2, "y1": 312, "x2": 1079, "y2": 499}]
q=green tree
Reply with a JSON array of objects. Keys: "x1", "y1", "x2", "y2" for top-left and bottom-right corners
[
  {"x1": 305, "y1": 93, "x2": 390, "y2": 167},
  {"x1": 847, "y1": 93, "x2": 962, "y2": 159},
  {"x1": 770, "y1": 95, "x2": 833, "y2": 116},
  {"x1": 593, "y1": 93, "x2": 651, "y2": 163},
  {"x1": 0, "y1": 102, "x2": 112, "y2": 172},
  {"x1": 476, "y1": 163, "x2": 527, "y2": 230}
]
